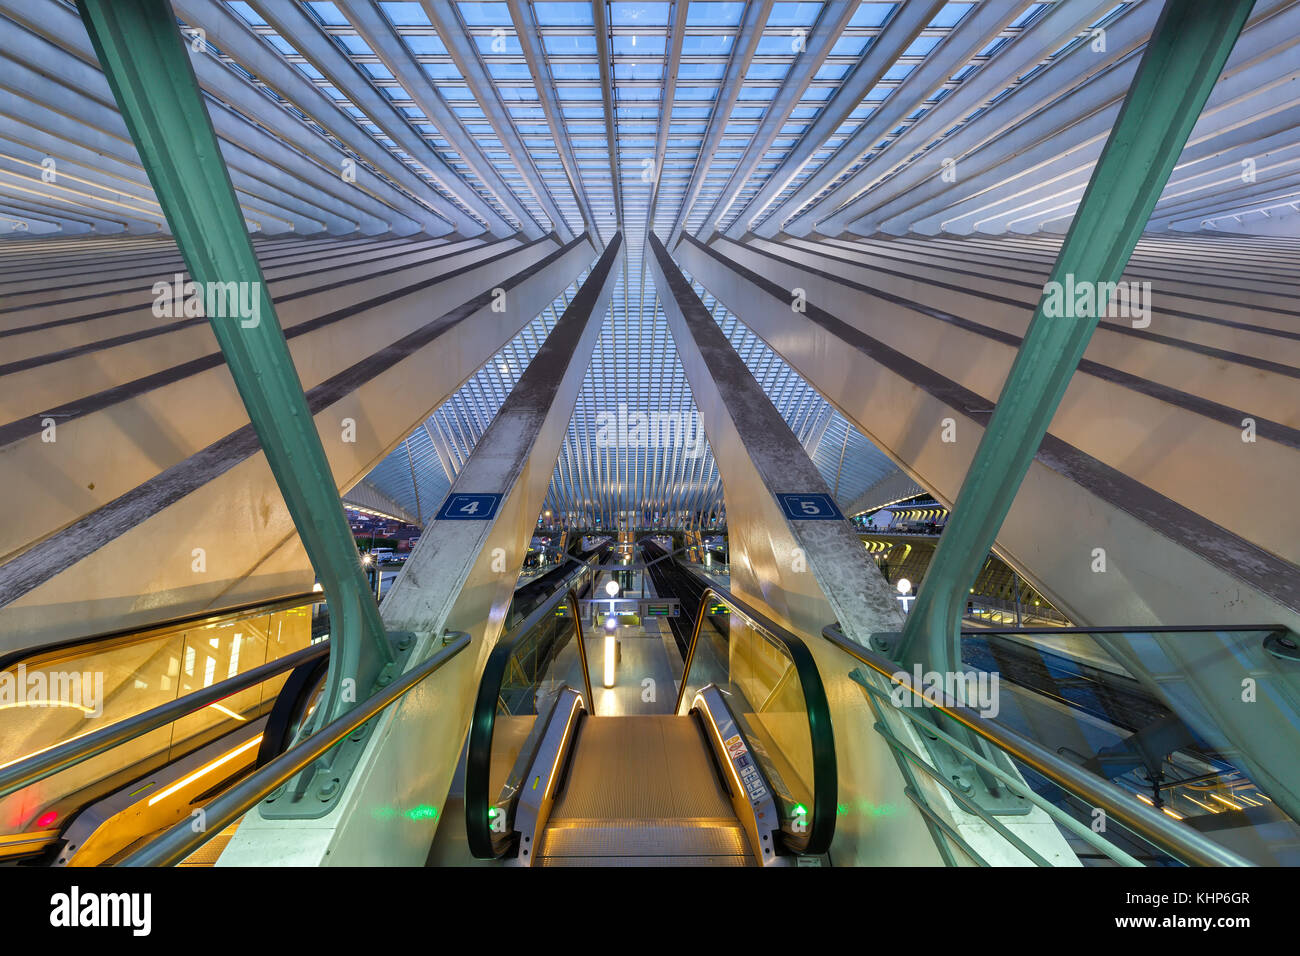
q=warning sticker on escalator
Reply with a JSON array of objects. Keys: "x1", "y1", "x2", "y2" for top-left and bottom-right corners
[
  {"x1": 740, "y1": 767, "x2": 768, "y2": 802},
  {"x1": 724, "y1": 734, "x2": 747, "y2": 758}
]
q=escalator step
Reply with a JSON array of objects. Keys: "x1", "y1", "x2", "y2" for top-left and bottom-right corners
[{"x1": 537, "y1": 818, "x2": 753, "y2": 866}]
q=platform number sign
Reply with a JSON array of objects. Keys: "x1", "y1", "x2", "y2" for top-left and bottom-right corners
[
  {"x1": 777, "y1": 493, "x2": 843, "y2": 521},
  {"x1": 436, "y1": 493, "x2": 503, "y2": 521}
]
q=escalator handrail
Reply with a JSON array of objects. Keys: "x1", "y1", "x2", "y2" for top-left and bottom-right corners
[
  {"x1": 0, "y1": 590, "x2": 324, "y2": 674},
  {"x1": 674, "y1": 567, "x2": 837, "y2": 856},
  {"x1": 819, "y1": 623, "x2": 1253, "y2": 867},
  {"x1": 119, "y1": 632, "x2": 471, "y2": 866},
  {"x1": 465, "y1": 554, "x2": 605, "y2": 858},
  {"x1": 0, "y1": 642, "x2": 329, "y2": 800}
]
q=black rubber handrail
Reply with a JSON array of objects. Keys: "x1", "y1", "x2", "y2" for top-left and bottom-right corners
[
  {"x1": 465, "y1": 555, "x2": 604, "y2": 859},
  {"x1": 0, "y1": 590, "x2": 324, "y2": 673},
  {"x1": 674, "y1": 565, "x2": 838, "y2": 857}
]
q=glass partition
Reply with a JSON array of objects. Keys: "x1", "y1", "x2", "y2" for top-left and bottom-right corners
[
  {"x1": 466, "y1": 562, "x2": 599, "y2": 858},
  {"x1": 958, "y1": 626, "x2": 1300, "y2": 866},
  {"x1": 676, "y1": 587, "x2": 835, "y2": 855},
  {"x1": 819, "y1": 622, "x2": 1296, "y2": 866},
  {"x1": 0, "y1": 593, "x2": 323, "y2": 855}
]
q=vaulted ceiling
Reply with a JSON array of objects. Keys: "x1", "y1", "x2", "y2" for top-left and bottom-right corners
[{"x1": 4, "y1": 1, "x2": 1296, "y2": 527}]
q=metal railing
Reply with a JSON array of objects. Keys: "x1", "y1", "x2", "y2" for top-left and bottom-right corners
[
  {"x1": 121, "y1": 632, "x2": 471, "y2": 866},
  {"x1": 820, "y1": 623, "x2": 1252, "y2": 867}
]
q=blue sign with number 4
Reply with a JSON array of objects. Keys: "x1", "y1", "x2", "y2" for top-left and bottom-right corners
[
  {"x1": 436, "y1": 493, "x2": 503, "y2": 521},
  {"x1": 777, "y1": 493, "x2": 843, "y2": 521}
]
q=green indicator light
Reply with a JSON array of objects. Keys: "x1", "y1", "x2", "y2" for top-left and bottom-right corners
[{"x1": 404, "y1": 804, "x2": 439, "y2": 821}]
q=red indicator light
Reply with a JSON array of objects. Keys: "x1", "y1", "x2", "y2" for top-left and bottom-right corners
[{"x1": 37, "y1": 810, "x2": 58, "y2": 828}]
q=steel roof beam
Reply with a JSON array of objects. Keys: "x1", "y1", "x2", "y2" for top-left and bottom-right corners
[
  {"x1": 778, "y1": 1, "x2": 1034, "y2": 238},
  {"x1": 900, "y1": 19, "x2": 1300, "y2": 237},
  {"x1": 825, "y1": 0, "x2": 1121, "y2": 236},
  {"x1": 0, "y1": 193, "x2": 102, "y2": 232},
  {"x1": 867, "y1": 0, "x2": 1298, "y2": 237},
  {"x1": 3, "y1": 0, "x2": 420, "y2": 235},
  {"x1": 693, "y1": 0, "x2": 857, "y2": 239},
  {"x1": 0, "y1": 41, "x2": 361, "y2": 235},
  {"x1": 506, "y1": 0, "x2": 599, "y2": 239},
  {"x1": 666, "y1": 0, "x2": 772, "y2": 248},
  {"x1": 645, "y1": 1, "x2": 688, "y2": 243},
  {"x1": 170, "y1": 0, "x2": 455, "y2": 235},
  {"x1": 347, "y1": 0, "x2": 547, "y2": 239},
  {"x1": 419, "y1": 0, "x2": 575, "y2": 240},
  {"x1": 736, "y1": 0, "x2": 947, "y2": 239},
  {"x1": 0, "y1": 165, "x2": 158, "y2": 233},
  {"x1": 0, "y1": 52, "x2": 316, "y2": 233},
  {"x1": 244, "y1": 0, "x2": 504, "y2": 237},
  {"x1": 849, "y1": 0, "x2": 1165, "y2": 236},
  {"x1": 592, "y1": 0, "x2": 625, "y2": 236},
  {"x1": 0, "y1": 202, "x2": 65, "y2": 235}
]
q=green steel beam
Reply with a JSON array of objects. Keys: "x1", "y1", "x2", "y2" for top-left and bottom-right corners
[
  {"x1": 76, "y1": 0, "x2": 397, "y2": 732},
  {"x1": 894, "y1": 0, "x2": 1257, "y2": 670}
]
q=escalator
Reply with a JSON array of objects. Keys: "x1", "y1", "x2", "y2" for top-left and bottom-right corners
[
  {"x1": 463, "y1": 545, "x2": 837, "y2": 867},
  {"x1": 0, "y1": 592, "x2": 333, "y2": 865},
  {"x1": 0, "y1": 554, "x2": 604, "y2": 867},
  {"x1": 533, "y1": 714, "x2": 754, "y2": 866}
]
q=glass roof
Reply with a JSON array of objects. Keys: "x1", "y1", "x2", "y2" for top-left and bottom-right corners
[
  {"x1": 2, "y1": 1, "x2": 1290, "y2": 532},
  {"x1": 86, "y1": 0, "x2": 1159, "y2": 522},
  {"x1": 190, "y1": 1, "x2": 1137, "y2": 526}
]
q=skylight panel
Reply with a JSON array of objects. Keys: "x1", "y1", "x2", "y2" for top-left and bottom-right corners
[
  {"x1": 379, "y1": 1, "x2": 431, "y2": 26},
  {"x1": 611, "y1": 2, "x2": 670, "y2": 26},
  {"x1": 543, "y1": 35, "x2": 599, "y2": 55},
  {"x1": 457, "y1": 2, "x2": 513, "y2": 26},
  {"x1": 534, "y1": 2, "x2": 594, "y2": 26},
  {"x1": 680, "y1": 35, "x2": 733, "y2": 55},
  {"x1": 612, "y1": 34, "x2": 666, "y2": 54},
  {"x1": 401, "y1": 35, "x2": 448, "y2": 55},
  {"x1": 226, "y1": 2, "x2": 265, "y2": 27},
  {"x1": 927, "y1": 3, "x2": 974, "y2": 29},
  {"x1": 829, "y1": 35, "x2": 869, "y2": 56},
  {"x1": 850, "y1": 3, "x2": 896, "y2": 28},
  {"x1": 687, "y1": 2, "x2": 746, "y2": 27},
  {"x1": 306, "y1": 2, "x2": 349, "y2": 26}
]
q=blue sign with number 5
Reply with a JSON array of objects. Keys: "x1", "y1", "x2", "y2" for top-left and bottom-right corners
[
  {"x1": 777, "y1": 493, "x2": 843, "y2": 520},
  {"x1": 436, "y1": 493, "x2": 503, "y2": 521}
]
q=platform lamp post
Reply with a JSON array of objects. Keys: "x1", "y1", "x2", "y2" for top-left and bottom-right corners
[{"x1": 603, "y1": 578, "x2": 621, "y2": 688}]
